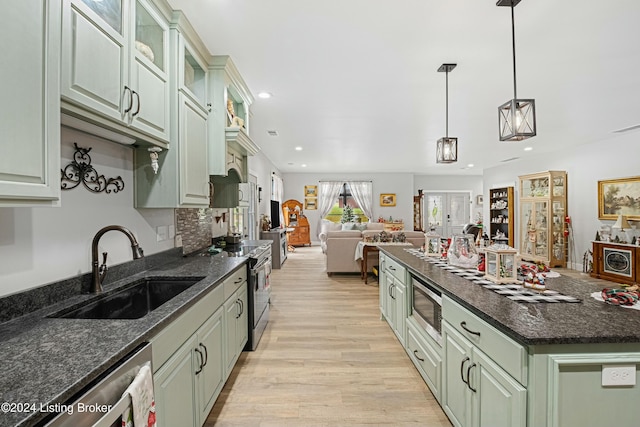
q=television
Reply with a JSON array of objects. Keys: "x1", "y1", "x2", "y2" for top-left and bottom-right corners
[{"x1": 270, "y1": 200, "x2": 281, "y2": 230}]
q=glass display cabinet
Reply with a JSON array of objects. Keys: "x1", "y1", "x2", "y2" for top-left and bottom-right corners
[
  {"x1": 489, "y1": 186, "x2": 514, "y2": 247},
  {"x1": 519, "y1": 171, "x2": 567, "y2": 268}
]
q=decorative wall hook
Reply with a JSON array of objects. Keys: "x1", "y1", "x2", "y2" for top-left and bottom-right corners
[
  {"x1": 61, "y1": 143, "x2": 124, "y2": 194},
  {"x1": 148, "y1": 147, "x2": 162, "y2": 174}
]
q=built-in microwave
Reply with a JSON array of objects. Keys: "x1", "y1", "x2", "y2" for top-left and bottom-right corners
[{"x1": 411, "y1": 275, "x2": 443, "y2": 345}]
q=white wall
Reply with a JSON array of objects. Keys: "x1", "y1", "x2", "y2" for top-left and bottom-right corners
[
  {"x1": 282, "y1": 172, "x2": 414, "y2": 242},
  {"x1": 483, "y1": 130, "x2": 640, "y2": 270},
  {"x1": 0, "y1": 128, "x2": 174, "y2": 297}
]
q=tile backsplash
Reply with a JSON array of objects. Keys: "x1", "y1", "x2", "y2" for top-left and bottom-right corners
[{"x1": 176, "y1": 208, "x2": 214, "y2": 254}]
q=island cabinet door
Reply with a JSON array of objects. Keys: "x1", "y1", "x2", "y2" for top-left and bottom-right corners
[
  {"x1": 472, "y1": 349, "x2": 526, "y2": 427},
  {"x1": 442, "y1": 321, "x2": 473, "y2": 427}
]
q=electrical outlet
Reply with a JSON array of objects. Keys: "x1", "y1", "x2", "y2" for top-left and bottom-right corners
[
  {"x1": 602, "y1": 365, "x2": 636, "y2": 386},
  {"x1": 156, "y1": 225, "x2": 168, "y2": 242}
]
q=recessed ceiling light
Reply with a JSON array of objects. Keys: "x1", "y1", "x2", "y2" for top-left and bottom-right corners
[
  {"x1": 467, "y1": 163, "x2": 474, "y2": 168},
  {"x1": 257, "y1": 92, "x2": 272, "y2": 99},
  {"x1": 301, "y1": 164, "x2": 307, "y2": 168},
  {"x1": 295, "y1": 146, "x2": 302, "y2": 151},
  {"x1": 524, "y1": 146, "x2": 533, "y2": 151}
]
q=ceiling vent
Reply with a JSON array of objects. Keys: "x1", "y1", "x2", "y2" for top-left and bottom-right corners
[
  {"x1": 500, "y1": 157, "x2": 520, "y2": 163},
  {"x1": 267, "y1": 130, "x2": 279, "y2": 137}
]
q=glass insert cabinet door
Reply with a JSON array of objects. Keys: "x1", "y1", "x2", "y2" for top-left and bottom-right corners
[
  {"x1": 135, "y1": 0, "x2": 164, "y2": 70},
  {"x1": 82, "y1": 0, "x2": 123, "y2": 34},
  {"x1": 520, "y1": 201, "x2": 549, "y2": 259}
]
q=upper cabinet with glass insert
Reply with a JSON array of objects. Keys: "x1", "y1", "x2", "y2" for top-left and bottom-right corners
[
  {"x1": 519, "y1": 171, "x2": 568, "y2": 268},
  {"x1": 61, "y1": 0, "x2": 171, "y2": 147}
]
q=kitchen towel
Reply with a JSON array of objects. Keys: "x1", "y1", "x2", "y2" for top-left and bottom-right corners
[{"x1": 121, "y1": 362, "x2": 156, "y2": 427}]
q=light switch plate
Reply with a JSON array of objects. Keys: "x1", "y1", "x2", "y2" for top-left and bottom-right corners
[{"x1": 602, "y1": 365, "x2": 636, "y2": 386}]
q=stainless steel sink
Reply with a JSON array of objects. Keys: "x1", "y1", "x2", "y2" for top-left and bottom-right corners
[{"x1": 51, "y1": 277, "x2": 204, "y2": 319}]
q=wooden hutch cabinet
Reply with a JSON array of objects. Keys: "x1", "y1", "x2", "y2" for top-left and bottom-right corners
[
  {"x1": 413, "y1": 190, "x2": 424, "y2": 231},
  {"x1": 518, "y1": 171, "x2": 568, "y2": 268},
  {"x1": 282, "y1": 199, "x2": 311, "y2": 247},
  {"x1": 489, "y1": 186, "x2": 514, "y2": 247}
]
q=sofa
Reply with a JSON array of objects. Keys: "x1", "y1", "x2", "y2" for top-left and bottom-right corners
[{"x1": 320, "y1": 220, "x2": 426, "y2": 275}]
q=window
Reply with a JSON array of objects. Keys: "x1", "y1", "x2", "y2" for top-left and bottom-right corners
[{"x1": 323, "y1": 183, "x2": 369, "y2": 223}]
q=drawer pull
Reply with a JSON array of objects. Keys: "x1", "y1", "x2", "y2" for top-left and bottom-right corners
[
  {"x1": 413, "y1": 349, "x2": 425, "y2": 362},
  {"x1": 460, "y1": 321, "x2": 481, "y2": 337},
  {"x1": 389, "y1": 266, "x2": 396, "y2": 271},
  {"x1": 460, "y1": 356, "x2": 470, "y2": 385},
  {"x1": 234, "y1": 277, "x2": 243, "y2": 284},
  {"x1": 467, "y1": 363, "x2": 477, "y2": 392}
]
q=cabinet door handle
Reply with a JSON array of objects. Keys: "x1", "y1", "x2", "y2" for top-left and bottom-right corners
[
  {"x1": 460, "y1": 356, "x2": 470, "y2": 385},
  {"x1": 235, "y1": 300, "x2": 241, "y2": 318},
  {"x1": 123, "y1": 86, "x2": 133, "y2": 113},
  {"x1": 388, "y1": 283, "x2": 393, "y2": 297},
  {"x1": 413, "y1": 349, "x2": 424, "y2": 362},
  {"x1": 239, "y1": 299, "x2": 244, "y2": 315},
  {"x1": 194, "y1": 348, "x2": 204, "y2": 375},
  {"x1": 467, "y1": 363, "x2": 477, "y2": 393},
  {"x1": 460, "y1": 321, "x2": 481, "y2": 337},
  {"x1": 199, "y1": 343, "x2": 208, "y2": 367},
  {"x1": 132, "y1": 90, "x2": 141, "y2": 117}
]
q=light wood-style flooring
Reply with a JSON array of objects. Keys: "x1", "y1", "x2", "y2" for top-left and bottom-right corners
[{"x1": 206, "y1": 245, "x2": 452, "y2": 427}]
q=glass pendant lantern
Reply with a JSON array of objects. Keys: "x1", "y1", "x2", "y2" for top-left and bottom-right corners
[
  {"x1": 436, "y1": 63, "x2": 458, "y2": 163},
  {"x1": 497, "y1": 0, "x2": 536, "y2": 141}
]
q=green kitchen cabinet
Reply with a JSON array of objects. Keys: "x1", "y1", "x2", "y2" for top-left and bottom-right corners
[
  {"x1": 195, "y1": 307, "x2": 225, "y2": 425},
  {"x1": 442, "y1": 320, "x2": 527, "y2": 427},
  {"x1": 406, "y1": 317, "x2": 442, "y2": 403},
  {"x1": 379, "y1": 253, "x2": 408, "y2": 346},
  {"x1": 224, "y1": 284, "x2": 248, "y2": 376},
  {"x1": 61, "y1": 0, "x2": 171, "y2": 147},
  {"x1": 0, "y1": 0, "x2": 61, "y2": 206},
  {"x1": 134, "y1": 12, "x2": 210, "y2": 208}
]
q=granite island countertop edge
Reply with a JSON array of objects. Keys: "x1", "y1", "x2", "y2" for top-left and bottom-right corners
[{"x1": 379, "y1": 246, "x2": 640, "y2": 347}]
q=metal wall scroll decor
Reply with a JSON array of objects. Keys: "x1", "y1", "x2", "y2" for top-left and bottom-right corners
[{"x1": 60, "y1": 143, "x2": 125, "y2": 194}]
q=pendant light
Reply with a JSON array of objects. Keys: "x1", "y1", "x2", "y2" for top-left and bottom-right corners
[
  {"x1": 436, "y1": 63, "x2": 457, "y2": 164},
  {"x1": 497, "y1": 0, "x2": 536, "y2": 141}
]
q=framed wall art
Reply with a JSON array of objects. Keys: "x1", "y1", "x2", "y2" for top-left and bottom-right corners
[
  {"x1": 380, "y1": 193, "x2": 396, "y2": 207},
  {"x1": 598, "y1": 176, "x2": 640, "y2": 221},
  {"x1": 304, "y1": 185, "x2": 317, "y2": 197},
  {"x1": 304, "y1": 197, "x2": 317, "y2": 210}
]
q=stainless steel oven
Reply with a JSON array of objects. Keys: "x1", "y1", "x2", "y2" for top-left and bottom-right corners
[
  {"x1": 411, "y1": 275, "x2": 443, "y2": 345},
  {"x1": 246, "y1": 245, "x2": 271, "y2": 351}
]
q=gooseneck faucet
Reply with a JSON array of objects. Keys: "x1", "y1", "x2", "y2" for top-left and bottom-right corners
[{"x1": 91, "y1": 225, "x2": 144, "y2": 293}]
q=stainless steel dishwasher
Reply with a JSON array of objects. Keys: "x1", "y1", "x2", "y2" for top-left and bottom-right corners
[{"x1": 42, "y1": 343, "x2": 152, "y2": 427}]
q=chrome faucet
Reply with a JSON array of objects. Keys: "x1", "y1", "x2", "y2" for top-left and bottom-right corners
[{"x1": 91, "y1": 225, "x2": 144, "y2": 293}]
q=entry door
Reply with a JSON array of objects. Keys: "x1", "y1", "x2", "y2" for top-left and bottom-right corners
[{"x1": 424, "y1": 192, "x2": 470, "y2": 238}]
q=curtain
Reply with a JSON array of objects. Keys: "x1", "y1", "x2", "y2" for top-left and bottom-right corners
[
  {"x1": 317, "y1": 181, "x2": 343, "y2": 238},
  {"x1": 348, "y1": 181, "x2": 373, "y2": 222}
]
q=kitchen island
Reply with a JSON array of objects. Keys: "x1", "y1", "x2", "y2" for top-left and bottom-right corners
[
  {"x1": 0, "y1": 251, "x2": 248, "y2": 427},
  {"x1": 379, "y1": 246, "x2": 640, "y2": 427}
]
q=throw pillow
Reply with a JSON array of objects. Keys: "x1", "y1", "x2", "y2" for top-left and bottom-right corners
[
  {"x1": 355, "y1": 223, "x2": 368, "y2": 231},
  {"x1": 341, "y1": 222, "x2": 356, "y2": 231}
]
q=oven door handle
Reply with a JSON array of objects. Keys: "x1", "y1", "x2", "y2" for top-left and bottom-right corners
[{"x1": 256, "y1": 256, "x2": 271, "y2": 269}]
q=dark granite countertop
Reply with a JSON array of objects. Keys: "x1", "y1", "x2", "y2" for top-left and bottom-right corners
[
  {"x1": 0, "y1": 253, "x2": 247, "y2": 427},
  {"x1": 380, "y1": 246, "x2": 640, "y2": 347}
]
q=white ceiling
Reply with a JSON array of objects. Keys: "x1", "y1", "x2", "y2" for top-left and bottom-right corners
[{"x1": 167, "y1": 0, "x2": 640, "y2": 175}]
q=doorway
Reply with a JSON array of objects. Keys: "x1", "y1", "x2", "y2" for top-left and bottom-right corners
[{"x1": 423, "y1": 192, "x2": 471, "y2": 238}]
